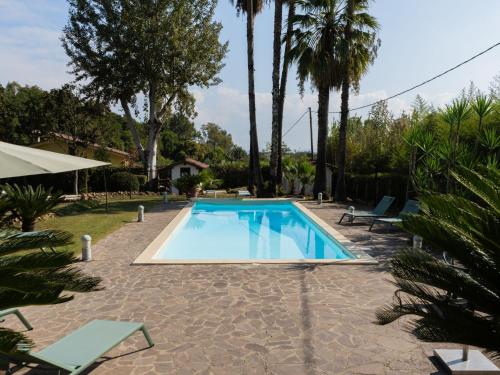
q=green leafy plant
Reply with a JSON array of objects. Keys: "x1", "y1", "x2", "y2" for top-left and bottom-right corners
[
  {"x1": 173, "y1": 175, "x2": 203, "y2": 197},
  {"x1": 296, "y1": 159, "x2": 315, "y2": 195},
  {"x1": 1, "y1": 184, "x2": 63, "y2": 232},
  {"x1": 0, "y1": 229, "x2": 101, "y2": 357},
  {"x1": 199, "y1": 169, "x2": 223, "y2": 190},
  {"x1": 376, "y1": 166, "x2": 500, "y2": 357}
]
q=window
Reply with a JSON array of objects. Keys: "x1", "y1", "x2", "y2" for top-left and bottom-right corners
[{"x1": 180, "y1": 167, "x2": 191, "y2": 177}]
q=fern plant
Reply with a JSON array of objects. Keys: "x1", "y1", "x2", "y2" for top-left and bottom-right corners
[
  {"x1": 0, "y1": 229, "x2": 101, "y2": 357},
  {"x1": 1, "y1": 184, "x2": 63, "y2": 232},
  {"x1": 376, "y1": 166, "x2": 500, "y2": 357}
]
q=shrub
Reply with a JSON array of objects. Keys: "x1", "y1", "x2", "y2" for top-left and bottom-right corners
[
  {"x1": 136, "y1": 175, "x2": 148, "y2": 190},
  {"x1": 109, "y1": 172, "x2": 140, "y2": 191},
  {"x1": 1, "y1": 184, "x2": 63, "y2": 232},
  {"x1": 376, "y1": 166, "x2": 500, "y2": 356},
  {"x1": 173, "y1": 174, "x2": 202, "y2": 196}
]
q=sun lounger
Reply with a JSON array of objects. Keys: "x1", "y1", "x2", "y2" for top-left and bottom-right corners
[
  {"x1": 338, "y1": 196, "x2": 395, "y2": 224},
  {"x1": 238, "y1": 190, "x2": 252, "y2": 197},
  {"x1": 6, "y1": 320, "x2": 154, "y2": 375},
  {"x1": 369, "y1": 200, "x2": 420, "y2": 231},
  {"x1": 0, "y1": 308, "x2": 33, "y2": 330}
]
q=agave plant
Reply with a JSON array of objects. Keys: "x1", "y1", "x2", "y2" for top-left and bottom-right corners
[
  {"x1": 0, "y1": 229, "x2": 102, "y2": 356},
  {"x1": 1, "y1": 184, "x2": 63, "y2": 232},
  {"x1": 376, "y1": 166, "x2": 500, "y2": 357}
]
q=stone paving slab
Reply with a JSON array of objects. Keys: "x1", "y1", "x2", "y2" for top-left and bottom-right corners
[{"x1": 3, "y1": 201, "x2": 496, "y2": 374}]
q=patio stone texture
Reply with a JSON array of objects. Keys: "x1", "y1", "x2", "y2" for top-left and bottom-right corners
[{"x1": 3, "y1": 201, "x2": 497, "y2": 374}]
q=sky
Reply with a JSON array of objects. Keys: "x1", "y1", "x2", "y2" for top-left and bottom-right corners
[{"x1": 1, "y1": 0, "x2": 500, "y2": 151}]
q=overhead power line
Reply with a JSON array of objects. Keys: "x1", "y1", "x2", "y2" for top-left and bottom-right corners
[
  {"x1": 282, "y1": 41, "x2": 500, "y2": 137},
  {"x1": 282, "y1": 110, "x2": 308, "y2": 138},
  {"x1": 327, "y1": 41, "x2": 500, "y2": 114}
]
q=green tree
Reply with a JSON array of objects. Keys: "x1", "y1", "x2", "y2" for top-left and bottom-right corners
[
  {"x1": 335, "y1": 0, "x2": 379, "y2": 201},
  {"x1": 230, "y1": 0, "x2": 265, "y2": 196},
  {"x1": 0, "y1": 82, "x2": 49, "y2": 145},
  {"x1": 0, "y1": 230, "x2": 101, "y2": 358},
  {"x1": 63, "y1": 0, "x2": 227, "y2": 183},
  {"x1": 376, "y1": 166, "x2": 500, "y2": 357},
  {"x1": 201, "y1": 122, "x2": 234, "y2": 155},
  {"x1": 160, "y1": 114, "x2": 200, "y2": 161}
]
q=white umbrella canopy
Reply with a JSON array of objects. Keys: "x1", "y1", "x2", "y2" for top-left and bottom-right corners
[{"x1": 0, "y1": 141, "x2": 110, "y2": 179}]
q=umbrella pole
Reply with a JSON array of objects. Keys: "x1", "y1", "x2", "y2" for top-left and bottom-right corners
[{"x1": 104, "y1": 167, "x2": 108, "y2": 212}]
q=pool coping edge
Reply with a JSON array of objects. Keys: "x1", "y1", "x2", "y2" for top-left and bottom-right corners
[{"x1": 132, "y1": 200, "x2": 377, "y2": 265}]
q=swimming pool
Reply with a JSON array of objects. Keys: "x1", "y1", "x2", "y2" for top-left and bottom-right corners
[{"x1": 134, "y1": 200, "x2": 374, "y2": 264}]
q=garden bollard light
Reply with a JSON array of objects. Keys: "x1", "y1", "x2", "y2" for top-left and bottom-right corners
[
  {"x1": 163, "y1": 191, "x2": 168, "y2": 205},
  {"x1": 318, "y1": 193, "x2": 323, "y2": 206},
  {"x1": 413, "y1": 235, "x2": 423, "y2": 249},
  {"x1": 138, "y1": 205, "x2": 145, "y2": 222},
  {"x1": 81, "y1": 234, "x2": 92, "y2": 261},
  {"x1": 348, "y1": 206, "x2": 355, "y2": 222}
]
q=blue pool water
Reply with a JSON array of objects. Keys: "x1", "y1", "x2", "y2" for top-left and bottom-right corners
[{"x1": 154, "y1": 201, "x2": 354, "y2": 260}]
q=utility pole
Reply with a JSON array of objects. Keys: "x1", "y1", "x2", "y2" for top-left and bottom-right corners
[{"x1": 308, "y1": 107, "x2": 314, "y2": 160}]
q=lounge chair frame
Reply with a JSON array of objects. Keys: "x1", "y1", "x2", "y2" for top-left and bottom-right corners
[
  {"x1": 2, "y1": 319, "x2": 154, "y2": 375},
  {"x1": 338, "y1": 196, "x2": 395, "y2": 224},
  {"x1": 0, "y1": 308, "x2": 33, "y2": 331}
]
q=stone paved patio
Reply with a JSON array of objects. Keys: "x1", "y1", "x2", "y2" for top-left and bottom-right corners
[{"x1": 4, "y1": 201, "x2": 495, "y2": 374}]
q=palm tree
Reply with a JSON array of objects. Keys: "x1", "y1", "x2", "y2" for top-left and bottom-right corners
[
  {"x1": 270, "y1": 0, "x2": 284, "y2": 195},
  {"x1": 1, "y1": 184, "x2": 63, "y2": 232},
  {"x1": 290, "y1": 0, "x2": 378, "y2": 199},
  {"x1": 270, "y1": 0, "x2": 296, "y2": 194},
  {"x1": 289, "y1": 0, "x2": 345, "y2": 198},
  {"x1": 376, "y1": 165, "x2": 500, "y2": 357},
  {"x1": 335, "y1": 0, "x2": 379, "y2": 201},
  {"x1": 0, "y1": 229, "x2": 101, "y2": 357},
  {"x1": 231, "y1": 0, "x2": 265, "y2": 197},
  {"x1": 277, "y1": 0, "x2": 296, "y2": 186}
]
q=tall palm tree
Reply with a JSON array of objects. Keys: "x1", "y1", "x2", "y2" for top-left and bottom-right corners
[
  {"x1": 270, "y1": 0, "x2": 296, "y2": 194},
  {"x1": 335, "y1": 0, "x2": 379, "y2": 201},
  {"x1": 277, "y1": 1, "x2": 296, "y2": 186},
  {"x1": 231, "y1": 0, "x2": 265, "y2": 196},
  {"x1": 270, "y1": 0, "x2": 284, "y2": 195},
  {"x1": 289, "y1": 0, "x2": 345, "y2": 198}
]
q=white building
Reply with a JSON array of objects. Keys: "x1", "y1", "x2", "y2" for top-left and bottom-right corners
[{"x1": 169, "y1": 158, "x2": 209, "y2": 195}]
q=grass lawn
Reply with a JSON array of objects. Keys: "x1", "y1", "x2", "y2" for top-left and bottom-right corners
[{"x1": 37, "y1": 196, "x2": 168, "y2": 255}]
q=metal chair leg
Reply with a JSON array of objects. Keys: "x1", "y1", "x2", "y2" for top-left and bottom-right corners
[{"x1": 338, "y1": 213, "x2": 346, "y2": 224}]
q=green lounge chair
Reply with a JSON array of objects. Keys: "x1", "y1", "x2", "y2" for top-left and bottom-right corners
[
  {"x1": 338, "y1": 196, "x2": 395, "y2": 224},
  {"x1": 369, "y1": 199, "x2": 420, "y2": 231},
  {"x1": 0, "y1": 308, "x2": 33, "y2": 331},
  {"x1": 5, "y1": 320, "x2": 154, "y2": 375}
]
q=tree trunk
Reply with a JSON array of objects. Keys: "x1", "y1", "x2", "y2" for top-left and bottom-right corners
[
  {"x1": 120, "y1": 97, "x2": 145, "y2": 163},
  {"x1": 22, "y1": 219, "x2": 36, "y2": 232},
  {"x1": 74, "y1": 170, "x2": 79, "y2": 195},
  {"x1": 277, "y1": 0, "x2": 295, "y2": 186},
  {"x1": 246, "y1": 3, "x2": 264, "y2": 197},
  {"x1": 269, "y1": 0, "x2": 283, "y2": 196},
  {"x1": 335, "y1": 77, "x2": 350, "y2": 201},
  {"x1": 313, "y1": 83, "x2": 330, "y2": 198},
  {"x1": 334, "y1": 0, "x2": 354, "y2": 202}
]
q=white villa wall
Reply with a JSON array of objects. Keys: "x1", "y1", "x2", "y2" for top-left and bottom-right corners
[{"x1": 170, "y1": 164, "x2": 200, "y2": 194}]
